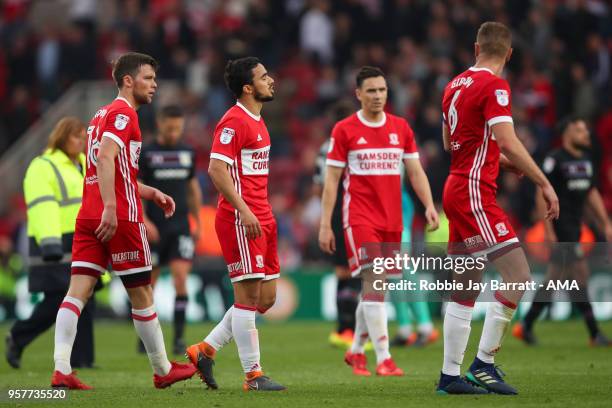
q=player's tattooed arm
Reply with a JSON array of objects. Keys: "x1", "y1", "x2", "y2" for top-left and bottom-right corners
[
  {"x1": 493, "y1": 122, "x2": 559, "y2": 220},
  {"x1": 319, "y1": 165, "x2": 343, "y2": 254},
  {"x1": 208, "y1": 158, "x2": 261, "y2": 239}
]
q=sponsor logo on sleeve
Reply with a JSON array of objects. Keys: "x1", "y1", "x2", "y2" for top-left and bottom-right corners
[
  {"x1": 495, "y1": 89, "x2": 509, "y2": 106},
  {"x1": 220, "y1": 127, "x2": 235, "y2": 144},
  {"x1": 115, "y1": 114, "x2": 130, "y2": 130},
  {"x1": 129, "y1": 141, "x2": 142, "y2": 168}
]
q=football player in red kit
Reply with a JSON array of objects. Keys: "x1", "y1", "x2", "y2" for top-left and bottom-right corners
[
  {"x1": 186, "y1": 57, "x2": 285, "y2": 391},
  {"x1": 436, "y1": 22, "x2": 559, "y2": 395},
  {"x1": 51, "y1": 52, "x2": 196, "y2": 389},
  {"x1": 319, "y1": 66, "x2": 440, "y2": 377}
]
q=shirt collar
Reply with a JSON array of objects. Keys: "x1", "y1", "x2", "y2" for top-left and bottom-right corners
[
  {"x1": 357, "y1": 110, "x2": 386, "y2": 128},
  {"x1": 115, "y1": 96, "x2": 134, "y2": 109},
  {"x1": 468, "y1": 66, "x2": 495, "y2": 75},
  {"x1": 236, "y1": 101, "x2": 261, "y2": 121}
]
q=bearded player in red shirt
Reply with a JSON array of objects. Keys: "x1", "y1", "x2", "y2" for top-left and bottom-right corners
[
  {"x1": 436, "y1": 22, "x2": 559, "y2": 395},
  {"x1": 50, "y1": 52, "x2": 196, "y2": 389},
  {"x1": 319, "y1": 66, "x2": 440, "y2": 377},
  {"x1": 186, "y1": 57, "x2": 285, "y2": 391}
]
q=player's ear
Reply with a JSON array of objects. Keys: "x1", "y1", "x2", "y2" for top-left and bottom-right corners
[
  {"x1": 122, "y1": 74, "x2": 134, "y2": 89},
  {"x1": 242, "y1": 84, "x2": 253, "y2": 96},
  {"x1": 474, "y1": 42, "x2": 480, "y2": 59},
  {"x1": 506, "y1": 47, "x2": 513, "y2": 63},
  {"x1": 355, "y1": 87, "x2": 362, "y2": 102}
]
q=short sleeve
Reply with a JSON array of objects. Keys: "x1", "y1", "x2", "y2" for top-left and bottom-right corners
[
  {"x1": 483, "y1": 78, "x2": 513, "y2": 127},
  {"x1": 326, "y1": 124, "x2": 348, "y2": 168},
  {"x1": 101, "y1": 108, "x2": 135, "y2": 149},
  {"x1": 402, "y1": 120, "x2": 419, "y2": 159},
  {"x1": 210, "y1": 117, "x2": 243, "y2": 165},
  {"x1": 313, "y1": 141, "x2": 328, "y2": 184}
]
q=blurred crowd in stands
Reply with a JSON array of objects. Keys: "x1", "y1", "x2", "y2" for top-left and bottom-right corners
[{"x1": 0, "y1": 0, "x2": 611, "y2": 289}]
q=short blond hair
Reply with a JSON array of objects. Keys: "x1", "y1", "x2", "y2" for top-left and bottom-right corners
[
  {"x1": 476, "y1": 22, "x2": 512, "y2": 58},
  {"x1": 46, "y1": 117, "x2": 84, "y2": 153}
]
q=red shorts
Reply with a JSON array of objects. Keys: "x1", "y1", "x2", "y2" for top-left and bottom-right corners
[
  {"x1": 443, "y1": 175, "x2": 519, "y2": 259},
  {"x1": 344, "y1": 225, "x2": 402, "y2": 277},
  {"x1": 215, "y1": 217, "x2": 280, "y2": 283},
  {"x1": 71, "y1": 219, "x2": 152, "y2": 287}
]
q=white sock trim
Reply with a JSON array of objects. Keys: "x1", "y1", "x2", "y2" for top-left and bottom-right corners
[
  {"x1": 132, "y1": 305, "x2": 156, "y2": 317},
  {"x1": 63, "y1": 296, "x2": 84, "y2": 312}
]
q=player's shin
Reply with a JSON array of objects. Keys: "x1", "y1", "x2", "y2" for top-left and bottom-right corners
[
  {"x1": 132, "y1": 305, "x2": 172, "y2": 376},
  {"x1": 54, "y1": 296, "x2": 84, "y2": 375},
  {"x1": 442, "y1": 301, "x2": 474, "y2": 376},
  {"x1": 174, "y1": 295, "x2": 188, "y2": 340},
  {"x1": 350, "y1": 301, "x2": 369, "y2": 353},
  {"x1": 204, "y1": 306, "x2": 234, "y2": 352},
  {"x1": 476, "y1": 292, "x2": 516, "y2": 364},
  {"x1": 232, "y1": 304, "x2": 262, "y2": 374},
  {"x1": 362, "y1": 299, "x2": 391, "y2": 364}
]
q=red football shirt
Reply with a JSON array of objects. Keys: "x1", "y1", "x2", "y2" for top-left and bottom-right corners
[
  {"x1": 442, "y1": 67, "x2": 513, "y2": 191},
  {"x1": 326, "y1": 111, "x2": 419, "y2": 232},
  {"x1": 79, "y1": 97, "x2": 143, "y2": 222},
  {"x1": 210, "y1": 102, "x2": 274, "y2": 225}
]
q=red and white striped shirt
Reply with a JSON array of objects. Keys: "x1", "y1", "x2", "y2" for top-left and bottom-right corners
[
  {"x1": 79, "y1": 97, "x2": 143, "y2": 222},
  {"x1": 442, "y1": 67, "x2": 513, "y2": 192},
  {"x1": 210, "y1": 103, "x2": 274, "y2": 225},
  {"x1": 326, "y1": 111, "x2": 419, "y2": 231}
]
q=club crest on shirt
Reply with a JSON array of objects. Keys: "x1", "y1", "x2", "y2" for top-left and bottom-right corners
[
  {"x1": 114, "y1": 114, "x2": 130, "y2": 130},
  {"x1": 495, "y1": 222, "x2": 509, "y2": 237},
  {"x1": 495, "y1": 89, "x2": 509, "y2": 106},
  {"x1": 388, "y1": 133, "x2": 399, "y2": 145},
  {"x1": 220, "y1": 127, "x2": 235, "y2": 144},
  {"x1": 255, "y1": 255, "x2": 264, "y2": 269}
]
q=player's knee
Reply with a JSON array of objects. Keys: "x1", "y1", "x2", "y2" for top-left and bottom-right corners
[
  {"x1": 258, "y1": 295, "x2": 276, "y2": 313},
  {"x1": 237, "y1": 292, "x2": 260, "y2": 308},
  {"x1": 173, "y1": 274, "x2": 188, "y2": 294},
  {"x1": 127, "y1": 285, "x2": 154, "y2": 309},
  {"x1": 66, "y1": 278, "x2": 95, "y2": 302}
]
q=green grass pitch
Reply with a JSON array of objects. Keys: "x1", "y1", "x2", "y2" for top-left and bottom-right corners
[{"x1": 1, "y1": 320, "x2": 611, "y2": 407}]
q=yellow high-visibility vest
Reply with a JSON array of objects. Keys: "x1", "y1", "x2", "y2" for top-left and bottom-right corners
[{"x1": 24, "y1": 149, "x2": 84, "y2": 266}]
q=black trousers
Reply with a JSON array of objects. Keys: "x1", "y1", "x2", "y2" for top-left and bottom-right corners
[{"x1": 9, "y1": 292, "x2": 95, "y2": 367}]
